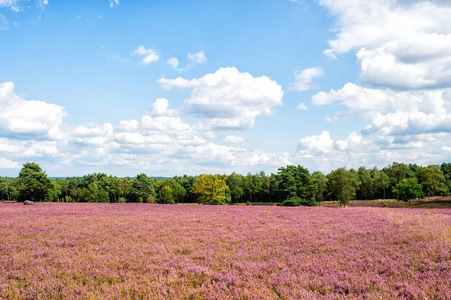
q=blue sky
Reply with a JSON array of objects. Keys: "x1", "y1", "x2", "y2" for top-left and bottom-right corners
[{"x1": 1, "y1": 0, "x2": 450, "y2": 177}]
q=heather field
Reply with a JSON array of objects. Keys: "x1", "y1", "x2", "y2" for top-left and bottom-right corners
[{"x1": 0, "y1": 203, "x2": 450, "y2": 299}]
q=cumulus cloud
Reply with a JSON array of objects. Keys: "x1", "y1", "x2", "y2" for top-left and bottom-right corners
[
  {"x1": 18, "y1": 95, "x2": 286, "y2": 175},
  {"x1": 336, "y1": 132, "x2": 363, "y2": 151},
  {"x1": 297, "y1": 103, "x2": 308, "y2": 111},
  {"x1": 0, "y1": 82, "x2": 66, "y2": 140},
  {"x1": 319, "y1": 0, "x2": 451, "y2": 90},
  {"x1": 167, "y1": 57, "x2": 180, "y2": 70},
  {"x1": 298, "y1": 131, "x2": 334, "y2": 155},
  {"x1": 132, "y1": 46, "x2": 160, "y2": 65},
  {"x1": 312, "y1": 83, "x2": 451, "y2": 137},
  {"x1": 296, "y1": 0, "x2": 451, "y2": 171},
  {"x1": 290, "y1": 67, "x2": 323, "y2": 91},
  {"x1": 167, "y1": 51, "x2": 207, "y2": 71},
  {"x1": 311, "y1": 83, "x2": 390, "y2": 118},
  {"x1": 222, "y1": 135, "x2": 246, "y2": 144},
  {"x1": 159, "y1": 67, "x2": 283, "y2": 130},
  {"x1": 306, "y1": 84, "x2": 451, "y2": 171},
  {"x1": 0, "y1": 158, "x2": 19, "y2": 168}
]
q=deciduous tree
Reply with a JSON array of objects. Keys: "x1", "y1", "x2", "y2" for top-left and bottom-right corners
[
  {"x1": 393, "y1": 178, "x2": 424, "y2": 204},
  {"x1": 192, "y1": 174, "x2": 230, "y2": 205},
  {"x1": 417, "y1": 165, "x2": 447, "y2": 198},
  {"x1": 328, "y1": 168, "x2": 355, "y2": 207}
]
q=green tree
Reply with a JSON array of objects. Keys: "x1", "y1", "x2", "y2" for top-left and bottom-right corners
[
  {"x1": 384, "y1": 162, "x2": 409, "y2": 198},
  {"x1": 393, "y1": 178, "x2": 424, "y2": 204},
  {"x1": 173, "y1": 175, "x2": 197, "y2": 203},
  {"x1": 242, "y1": 173, "x2": 262, "y2": 203},
  {"x1": 0, "y1": 179, "x2": 9, "y2": 200},
  {"x1": 277, "y1": 165, "x2": 317, "y2": 206},
  {"x1": 129, "y1": 174, "x2": 155, "y2": 202},
  {"x1": 440, "y1": 163, "x2": 451, "y2": 195},
  {"x1": 312, "y1": 171, "x2": 328, "y2": 206},
  {"x1": 158, "y1": 185, "x2": 175, "y2": 204},
  {"x1": 192, "y1": 174, "x2": 231, "y2": 205},
  {"x1": 226, "y1": 172, "x2": 244, "y2": 203},
  {"x1": 417, "y1": 165, "x2": 447, "y2": 198},
  {"x1": 372, "y1": 168, "x2": 389, "y2": 199},
  {"x1": 48, "y1": 180, "x2": 62, "y2": 202},
  {"x1": 17, "y1": 162, "x2": 52, "y2": 202},
  {"x1": 328, "y1": 168, "x2": 355, "y2": 207},
  {"x1": 357, "y1": 167, "x2": 373, "y2": 200}
]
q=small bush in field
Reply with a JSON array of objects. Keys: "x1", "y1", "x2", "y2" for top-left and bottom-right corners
[{"x1": 145, "y1": 195, "x2": 154, "y2": 204}]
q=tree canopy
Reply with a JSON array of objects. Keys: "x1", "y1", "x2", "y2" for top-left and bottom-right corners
[
  {"x1": 393, "y1": 178, "x2": 424, "y2": 203},
  {"x1": 277, "y1": 165, "x2": 317, "y2": 206},
  {"x1": 191, "y1": 174, "x2": 231, "y2": 205},
  {"x1": 328, "y1": 168, "x2": 355, "y2": 207},
  {"x1": 3, "y1": 160, "x2": 450, "y2": 205},
  {"x1": 17, "y1": 162, "x2": 52, "y2": 202}
]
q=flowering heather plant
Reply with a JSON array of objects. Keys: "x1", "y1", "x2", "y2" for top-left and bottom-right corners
[{"x1": 0, "y1": 203, "x2": 450, "y2": 299}]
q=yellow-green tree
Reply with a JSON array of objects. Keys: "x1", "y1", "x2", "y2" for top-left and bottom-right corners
[{"x1": 192, "y1": 174, "x2": 231, "y2": 205}]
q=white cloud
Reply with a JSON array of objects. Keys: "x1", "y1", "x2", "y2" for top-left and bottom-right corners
[
  {"x1": 187, "y1": 51, "x2": 207, "y2": 65},
  {"x1": 55, "y1": 97, "x2": 292, "y2": 174},
  {"x1": 159, "y1": 67, "x2": 283, "y2": 130},
  {"x1": 38, "y1": 0, "x2": 48, "y2": 9},
  {"x1": 0, "y1": 0, "x2": 19, "y2": 12},
  {"x1": 0, "y1": 0, "x2": 49, "y2": 11},
  {"x1": 158, "y1": 77, "x2": 199, "y2": 89},
  {"x1": 297, "y1": 103, "x2": 308, "y2": 111},
  {"x1": 313, "y1": 83, "x2": 451, "y2": 136},
  {"x1": 167, "y1": 51, "x2": 207, "y2": 71},
  {"x1": 312, "y1": 83, "x2": 389, "y2": 118},
  {"x1": 222, "y1": 135, "x2": 245, "y2": 144},
  {"x1": 0, "y1": 158, "x2": 19, "y2": 168},
  {"x1": 298, "y1": 131, "x2": 334, "y2": 154},
  {"x1": 290, "y1": 67, "x2": 323, "y2": 92},
  {"x1": 167, "y1": 57, "x2": 179, "y2": 70},
  {"x1": 306, "y1": 83, "x2": 451, "y2": 171},
  {"x1": 109, "y1": 0, "x2": 119, "y2": 7},
  {"x1": 336, "y1": 131, "x2": 362, "y2": 151},
  {"x1": 132, "y1": 46, "x2": 160, "y2": 65},
  {"x1": 0, "y1": 82, "x2": 66, "y2": 140},
  {"x1": 296, "y1": 0, "x2": 451, "y2": 171},
  {"x1": 294, "y1": 128, "x2": 451, "y2": 173},
  {"x1": 319, "y1": 0, "x2": 451, "y2": 90}
]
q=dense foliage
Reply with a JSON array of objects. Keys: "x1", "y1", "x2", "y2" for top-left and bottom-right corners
[{"x1": 1, "y1": 161, "x2": 450, "y2": 205}]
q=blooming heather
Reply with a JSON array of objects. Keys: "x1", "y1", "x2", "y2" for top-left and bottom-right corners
[{"x1": 0, "y1": 203, "x2": 450, "y2": 299}]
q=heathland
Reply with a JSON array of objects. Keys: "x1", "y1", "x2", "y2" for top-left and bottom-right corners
[{"x1": 1, "y1": 203, "x2": 450, "y2": 299}]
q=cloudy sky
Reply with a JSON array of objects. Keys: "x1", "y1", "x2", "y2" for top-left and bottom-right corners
[{"x1": 1, "y1": 0, "x2": 451, "y2": 177}]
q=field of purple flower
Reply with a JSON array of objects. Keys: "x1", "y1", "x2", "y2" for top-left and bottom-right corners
[{"x1": 0, "y1": 203, "x2": 450, "y2": 299}]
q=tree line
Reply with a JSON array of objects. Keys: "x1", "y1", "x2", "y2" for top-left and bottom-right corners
[{"x1": 1, "y1": 162, "x2": 450, "y2": 206}]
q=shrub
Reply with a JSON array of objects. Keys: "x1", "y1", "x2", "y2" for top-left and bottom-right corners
[
  {"x1": 118, "y1": 197, "x2": 126, "y2": 203},
  {"x1": 145, "y1": 195, "x2": 154, "y2": 204},
  {"x1": 280, "y1": 196, "x2": 317, "y2": 207}
]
